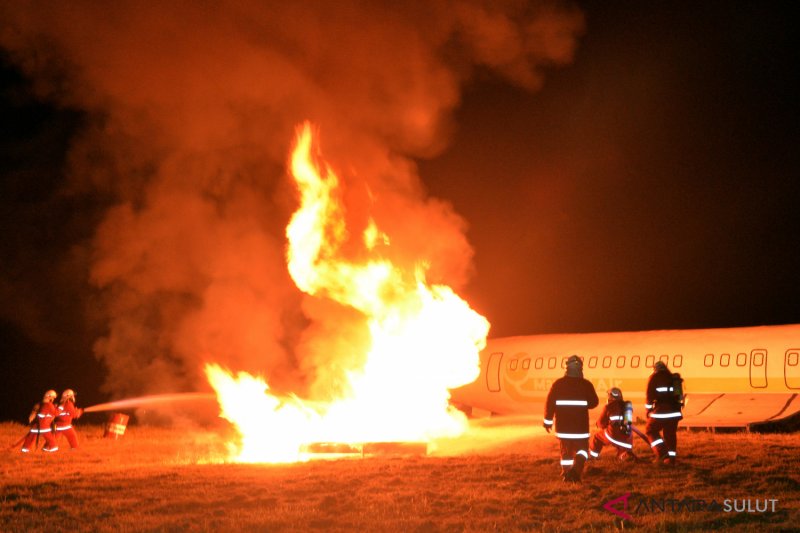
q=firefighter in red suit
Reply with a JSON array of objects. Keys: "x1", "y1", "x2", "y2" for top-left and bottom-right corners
[
  {"x1": 21, "y1": 390, "x2": 59, "y2": 453},
  {"x1": 589, "y1": 387, "x2": 635, "y2": 461},
  {"x1": 55, "y1": 389, "x2": 84, "y2": 449},
  {"x1": 645, "y1": 361, "x2": 683, "y2": 466},
  {"x1": 543, "y1": 355, "x2": 599, "y2": 482}
]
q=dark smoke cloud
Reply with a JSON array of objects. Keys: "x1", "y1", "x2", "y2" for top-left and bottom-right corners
[{"x1": 0, "y1": 1, "x2": 583, "y2": 406}]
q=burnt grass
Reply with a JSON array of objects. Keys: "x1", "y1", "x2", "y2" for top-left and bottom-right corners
[{"x1": 1, "y1": 422, "x2": 798, "y2": 532}]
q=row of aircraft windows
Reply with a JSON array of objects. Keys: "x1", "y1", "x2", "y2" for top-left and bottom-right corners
[
  {"x1": 508, "y1": 354, "x2": 682, "y2": 371},
  {"x1": 507, "y1": 350, "x2": 800, "y2": 371},
  {"x1": 703, "y1": 351, "x2": 770, "y2": 367}
]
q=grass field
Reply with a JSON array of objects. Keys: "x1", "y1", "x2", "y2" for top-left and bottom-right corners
[{"x1": 1, "y1": 420, "x2": 798, "y2": 532}]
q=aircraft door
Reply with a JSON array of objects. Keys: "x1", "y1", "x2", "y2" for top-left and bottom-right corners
[
  {"x1": 749, "y1": 349, "x2": 767, "y2": 388},
  {"x1": 785, "y1": 350, "x2": 800, "y2": 389},
  {"x1": 486, "y1": 352, "x2": 503, "y2": 392}
]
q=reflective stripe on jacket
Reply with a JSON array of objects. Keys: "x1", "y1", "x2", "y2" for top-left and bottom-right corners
[
  {"x1": 31, "y1": 402, "x2": 57, "y2": 428},
  {"x1": 55, "y1": 400, "x2": 81, "y2": 428},
  {"x1": 646, "y1": 370, "x2": 683, "y2": 420},
  {"x1": 544, "y1": 376, "x2": 599, "y2": 436},
  {"x1": 595, "y1": 399, "x2": 630, "y2": 441}
]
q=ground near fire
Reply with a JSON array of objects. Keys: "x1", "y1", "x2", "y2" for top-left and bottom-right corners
[{"x1": 2, "y1": 421, "x2": 798, "y2": 532}]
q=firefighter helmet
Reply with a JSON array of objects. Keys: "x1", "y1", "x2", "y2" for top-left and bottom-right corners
[
  {"x1": 608, "y1": 387, "x2": 623, "y2": 402},
  {"x1": 654, "y1": 360, "x2": 668, "y2": 373},
  {"x1": 565, "y1": 354, "x2": 583, "y2": 376},
  {"x1": 43, "y1": 390, "x2": 57, "y2": 402},
  {"x1": 566, "y1": 355, "x2": 583, "y2": 369},
  {"x1": 61, "y1": 389, "x2": 75, "y2": 402}
]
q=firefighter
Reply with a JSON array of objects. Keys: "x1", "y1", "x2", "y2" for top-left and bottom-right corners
[
  {"x1": 645, "y1": 361, "x2": 683, "y2": 466},
  {"x1": 21, "y1": 390, "x2": 59, "y2": 453},
  {"x1": 589, "y1": 387, "x2": 636, "y2": 461},
  {"x1": 543, "y1": 355, "x2": 599, "y2": 482},
  {"x1": 54, "y1": 389, "x2": 84, "y2": 449}
]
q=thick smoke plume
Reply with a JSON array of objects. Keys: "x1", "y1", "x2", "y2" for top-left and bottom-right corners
[{"x1": 0, "y1": 1, "x2": 583, "y2": 407}]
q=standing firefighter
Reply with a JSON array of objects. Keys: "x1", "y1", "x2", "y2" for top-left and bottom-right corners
[
  {"x1": 645, "y1": 361, "x2": 684, "y2": 466},
  {"x1": 543, "y1": 355, "x2": 599, "y2": 482},
  {"x1": 55, "y1": 389, "x2": 84, "y2": 449},
  {"x1": 21, "y1": 390, "x2": 59, "y2": 453},
  {"x1": 589, "y1": 387, "x2": 635, "y2": 461}
]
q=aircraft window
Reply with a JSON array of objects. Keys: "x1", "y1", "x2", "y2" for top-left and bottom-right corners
[
  {"x1": 704, "y1": 354, "x2": 714, "y2": 367},
  {"x1": 509, "y1": 359, "x2": 518, "y2": 370},
  {"x1": 631, "y1": 355, "x2": 640, "y2": 368},
  {"x1": 548, "y1": 357, "x2": 557, "y2": 369},
  {"x1": 602, "y1": 356, "x2": 612, "y2": 368},
  {"x1": 720, "y1": 353, "x2": 730, "y2": 367},
  {"x1": 535, "y1": 357, "x2": 544, "y2": 369},
  {"x1": 522, "y1": 359, "x2": 531, "y2": 370},
  {"x1": 645, "y1": 355, "x2": 655, "y2": 368},
  {"x1": 616, "y1": 356, "x2": 625, "y2": 368},
  {"x1": 736, "y1": 353, "x2": 747, "y2": 367},
  {"x1": 659, "y1": 355, "x2": 669, "y2": 365},
  {"x1": 588, "y1": 356, "x2": 598, "y2": 368},
  {"x1": 752, "y1": 352, "x2": 764, "y2": 367},
  {"x1": 561, "y1": 356, "x2": 569, "y2": 369},
  {"x1": 788, "y1": 352, "x2": 799, "y2": 366},
  {"x1": 673, "y1": 354, "x2": 683, "y2": 368}
]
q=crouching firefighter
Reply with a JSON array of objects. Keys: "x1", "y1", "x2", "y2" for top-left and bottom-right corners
[
  {"x1": 21, "y1": 390, "x2": 59, "y2": 453},
  {"x1": 645, "y1": 361, "x2": 684, "y2": 466},
  {"x1": 543, "y1": 355, "x2": 599, "y2": 482},
  {"x1": 55, "y1": 389, "x2": 84, "y2": 449},
  {"x1": 589, "y1": 387, "x2": 636, "y2": 461}
]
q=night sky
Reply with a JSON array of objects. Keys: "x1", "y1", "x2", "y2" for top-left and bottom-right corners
[
  {"x1": 422, "y1": 2, "x2": 800, "y2": 335},
  {"x1": 1, "y1": 2, "x2": 799, "y2": 423}
]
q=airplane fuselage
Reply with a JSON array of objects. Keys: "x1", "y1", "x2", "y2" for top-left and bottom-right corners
[{"x1": 450, "y1": 324, "x2": 800, "y2": 427}]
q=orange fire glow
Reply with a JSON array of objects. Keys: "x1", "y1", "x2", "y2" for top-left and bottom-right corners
[{"x1": 205, "y1": 122, "x2": 489, "y2": 463}]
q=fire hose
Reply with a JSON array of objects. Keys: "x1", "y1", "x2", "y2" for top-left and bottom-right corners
[
  {"x1": 9, "y1": 434, "x2": 27, "y2": 450},
  {"x1": 8, "y1": 393, "x2": 216, "y2": 449},
  {"x1": 629, "y1": 424, "x2": 651, "y2": 445}
]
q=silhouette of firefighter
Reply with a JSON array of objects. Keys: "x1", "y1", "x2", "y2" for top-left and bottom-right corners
[
  {"x1": 589, "y1": 387, "x2": 636, "y2": 461},
  {"x1": 645, "y1": 360, "x2": 684, "y2": 466},
  {"x1": 543, "y1": 355, "x2": 599, "y2": 482},
  {"x1": 54, "y1": 389, "x2": 84, "y2": 449},
  {"x1": 21, "y1": 390, "x2": 59, "y2": 453}
]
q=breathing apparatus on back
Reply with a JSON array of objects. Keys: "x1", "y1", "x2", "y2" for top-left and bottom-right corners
[
  {"x1": 622, "y1": 400, "x2": 634, "y2": 434},
  {"x1": 672, "y1": 373, "x2": 685, "y2": 406},
  {"x1": 608, "y1": 387, "x2": 633, "y2": 434}
]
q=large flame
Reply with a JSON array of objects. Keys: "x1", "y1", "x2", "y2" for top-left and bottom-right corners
[{"x1": 206, "y1": 122, "x2": 489, "y2": 462}]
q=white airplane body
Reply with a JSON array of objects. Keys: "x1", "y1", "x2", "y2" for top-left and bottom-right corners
[{"x1": 450, "y1": 323, "x2": 800, "y2": 428}]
